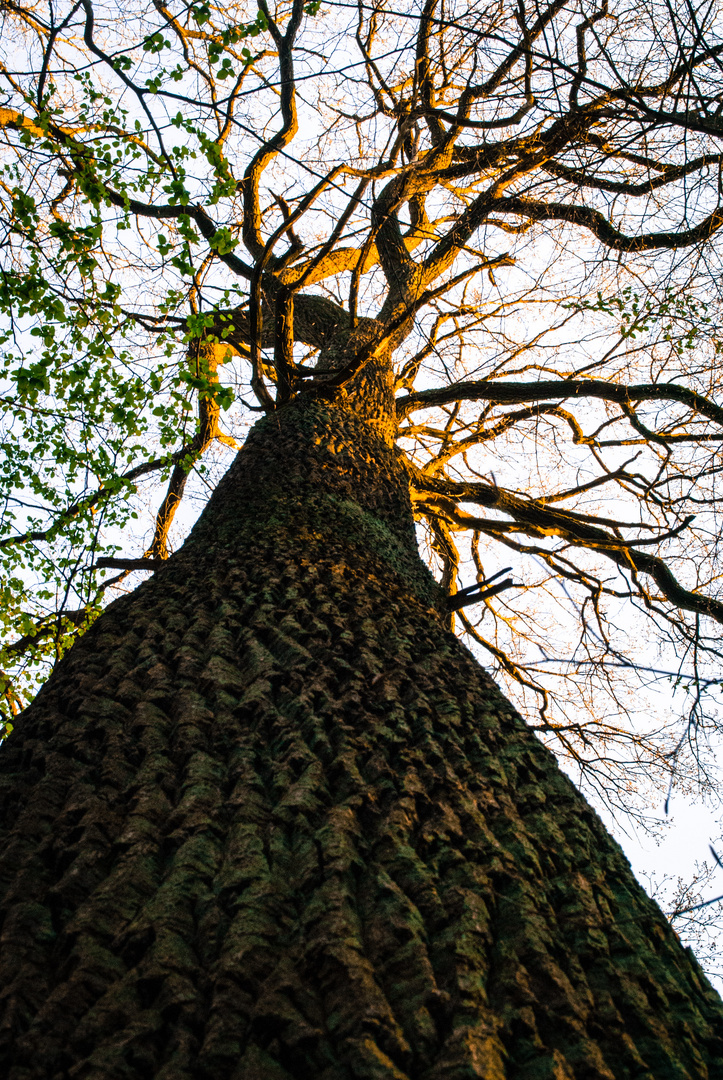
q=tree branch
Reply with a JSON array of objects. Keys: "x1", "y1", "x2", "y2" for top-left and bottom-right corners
[{"x1": 398, "y1": 378, "x2": 723, "y2": 425}]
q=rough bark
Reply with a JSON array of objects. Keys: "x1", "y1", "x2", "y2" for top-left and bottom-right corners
[{"x1": 0, "y1": 388, "x2": 722, "y2": 1079}]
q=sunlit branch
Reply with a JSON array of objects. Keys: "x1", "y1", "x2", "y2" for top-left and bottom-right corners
[{"x1": 413, "y1": 475, "x2": 723, "y2": 624}]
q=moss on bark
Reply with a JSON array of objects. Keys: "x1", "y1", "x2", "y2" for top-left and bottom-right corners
[{"x1": 0, "y1": 397, "x2": 721, "y2": 1078}]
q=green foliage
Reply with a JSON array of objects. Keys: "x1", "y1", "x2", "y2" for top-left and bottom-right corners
[
  {"x1": 568, "y1": 286, "x2": 719, "y2": 353},
  {"x1": 0, "y1": 0, "x2": 315, "y2": 718}
]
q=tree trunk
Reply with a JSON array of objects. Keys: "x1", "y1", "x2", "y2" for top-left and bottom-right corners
[{"x1": 0, "y1": 387, "x2": 722, "y2": 1080}]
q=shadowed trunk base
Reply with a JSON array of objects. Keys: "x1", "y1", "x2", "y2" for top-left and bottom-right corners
[{"x1": 0, "y1": 398, "x2": 722, "y2": 1079}]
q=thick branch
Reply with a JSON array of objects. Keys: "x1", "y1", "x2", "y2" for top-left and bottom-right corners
[
  {"x1": 242, "y1": 0, "x2": 304, "y2": 259},
  {"x1": 398, "y1": 378, "x2": 723, "y2": 425},
  {"x1": 413, "y1": 475, "x2": 723, "y2": 625},
  {"x1": 494, "y1": 196, "x2": 723, "y2": 252},
  {"x1": 543, "y1": 152, "x2": 723, "y2": 196},
  {"x1": 210, "y1": 293, "x2": 350, "y2": 353}
]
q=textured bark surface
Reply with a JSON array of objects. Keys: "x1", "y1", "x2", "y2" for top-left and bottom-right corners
[{"x1": 0, "y1": 394, "x2": 722, "y2": 1079}]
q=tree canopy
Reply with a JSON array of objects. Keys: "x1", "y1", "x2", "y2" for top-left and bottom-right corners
[{"x1": 2, "y1": 0, "x2": 723, "y2": 836}]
